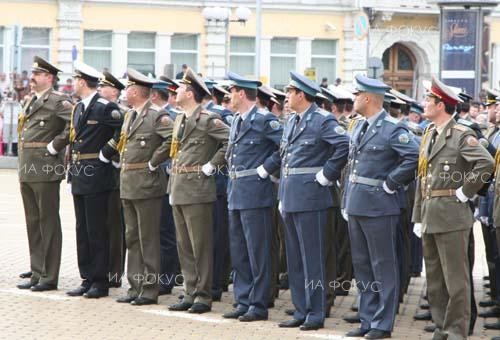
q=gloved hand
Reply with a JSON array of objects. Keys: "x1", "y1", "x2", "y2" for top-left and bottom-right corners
[
  {"x1": 479, "y1": 216, "x2": 489, "y2": 225},
  {"x1": 455, "y1": 186, "x2": 469, "y2": 203},
  {"x1": 413, "y1": 223, "x2": 422, "y2": 238},
  {"x1": 201, "y1": 162, "x2": 215, "y2": 176},
  {"x1": 257, "y1": 165, "x2": 269, "y2": 179},
  {"x1": 383, "y1": 181, "x2": 395, "y2": 194},
  {"x1": 341, "y1": 209, "x2": 348, "y2": 221},
  {"x1": 315, "y1": 169, "x2": 331, "y2": 186}
]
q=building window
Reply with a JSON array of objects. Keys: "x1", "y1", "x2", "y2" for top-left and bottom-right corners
[
  {"x1": 230, "y1": 37, "x2": 255, "y2": 77},
  {"x1": 171, "y1": 34, "x2": 198, "y2": 76},
  {"x1": 270, "y1": 38, "x2": 296, "y2": 89},
  {"x1": 83, "y1": 30, "x2": 112, "y2": 72},
  {"x1": 21, "y1": 28, "x2": 50, "y2": 73},
  {"x1": 311, "y1": 39, "x2": 337, "y2": 84},
  {"x1": 128, "y1": 32, "x2": 156, "y2": 76}
]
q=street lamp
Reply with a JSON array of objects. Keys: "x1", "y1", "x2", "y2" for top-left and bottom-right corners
[{"x1": 203, "y1": 6, "x2": 251, "y2": 76}]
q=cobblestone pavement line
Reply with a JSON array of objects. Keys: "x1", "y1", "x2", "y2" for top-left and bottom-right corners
[{"x1": 0, "y1": 169, "x2": 497, "y2": 339}]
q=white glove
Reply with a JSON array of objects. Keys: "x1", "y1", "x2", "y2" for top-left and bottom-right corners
[
  {"x1": 201, "y1": 162, "x2": 215, "y2": 176},
  {"x1": 341, "y1": 209, "x2": 348, "y2": 221},
  {"x1": 413, "y1": 223, "x2": 422, "y2": 238},
  {"x1": 383, "y1": 181, "x2": 395, "y2": 194},
  {"x1": 257, "y1": 165, "x2": 269, "y2": 179},
  {"x1": 278, "y1": 201, "x2": 283, "y2": 214},
  {"x1": 270, "y1": 175, "x2": 279, "y2": 183},
  {"x1": 480, "y1": 216, "x2": 489, "y2": 225},
  {"x1": 99, "y1": 150, "x2": 110, "y2": 163},
  {"x1": 315, "y1": 169, "x2": 331, "y2": 186},
  {"x1": 112, "y1": 161, "x2": 121, "y2": 169},
  {"x1": 46, "y1": 141, "x2": 58, "y2": 155},
  {"x1": 148, "y1": 161, "x2": 158, "y2": 172},
  {"x1": 66, "y1": 183, "x2": 72, "y2": 194},
  {"x1": 474, "y1": 208, "x2": 479, "y2": 220},
  {"x1": 455, "y1": 186, "x2": 469, "y2": 203}
]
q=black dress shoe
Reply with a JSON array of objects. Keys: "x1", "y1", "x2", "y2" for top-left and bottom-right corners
[
  {"x1": 131, "y1": 297, "x2": 157, "y2": 306},
  {"x1": 239, "y1": 313, "x2": 268, "y2": 322},
  {"x1": 169, "y1": 301, "x2": 193, "y2": 311},
  {"x1": 19, "y1": 271, "x2": 32, "y2": 279},
  {"x1": 479, "y1": 300, "x2": 497, "y2": 308},
  {"x1": 188, "y1": 302, "x2": 211, "y2": 314},
  {"x1": 478, "y1": 306, "x2": 500, "y2": 318},
  {"x1": 212, "y1": 294, "x2": 222, "y2": 302},
  {"x1": 268, "y1": 301, "x2": 275, "y2": 308},
  {"x1": 424, "y1": 324, "x2": 436, "y2": 333},
  {"x1": 413, "y1": 310, "x2": 432, "y2": 321},
  {"x1": 419, "y1": 303, "x2": 430, "y2": 310},
  {"x1": 345, "y1": 328, "x2": 370, "y2": 337},
  {"x1": 178, "y1": 294, "x2": 184, "y2": 300},
  {"x1": 109, "y1": 281, "x2": 122, "y2": 288},
  {"x1": 17, "y1": 281, "x2": 36, "y2": 289},
  {"x1": 484, "y1": 321, "x2": 500, "y2": 330},
  {"x1": 285, "y1": 308, "x2": 295, "y2": 316},
  {"x1": 351, "y1": 305, "x2": 359, "y2": 312},
  {"x1": 158, "y1": 287, "x2": 172, "y2": 296},
  {"x1": 83, "y1": 287, "x2": 108, "y2": 298},
  {"x1": 410, "y1": 272, "x2": 421, "y2": 278},
  {"x1": 335, "y1": 289, "x2": 349, "y2": 296},
  {"x1": 278, "y1": 319, "x2": 304, "y2": 328},
  {"x1": 232, "y1": 302, "x2": 238, "y2": 308},
  {"x1": 67, "y1": 285, "x2": 90, "y2": 296},
  {"x1": 483, "y1": 275, "x2": 490, "y2": 280},
  {"x1": 364, "y1": 329, "x2": 391, "y2": 339},
  {"x1": 116, "y1": 296, "x2": 136, "y2": 303},
  {"x1": 30, "y1": 283, "x2": 57, "y2": 292},
  {"x1": 343, "y1": 313, "x2": 361, "y2": 323},
  {"x1": 299, "y1": 321, "x2": 324, "y2": 331},
  {"x1": 223, "y1": 308, "x2": 247, "y2": 319}
]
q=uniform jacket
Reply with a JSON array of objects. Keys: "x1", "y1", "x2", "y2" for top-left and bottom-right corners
[
  {"x1": 69, "y1": 94, "x2": 123, "y2": 195},
  {"x1": 226, "y1": 105, "x2": 282, "y2": 210},
  {"x1": 120, "y1": 100, "x2": 173, "y2": 200},
  {"x1": 167, "y1": 104, "x2": 230, "y2": 205},
  {"x1": 344, "y1": 110, "x2": 419, "y2": 217},
  {"x1": 413, "y1": 118, "x2": 494, "y2": 233},
  {"x1": 17, "y1": 88, "x2": 71, "y2": 182},
  {"x1": 265, "y1": 103, "x2": 349, "y2": 212}
]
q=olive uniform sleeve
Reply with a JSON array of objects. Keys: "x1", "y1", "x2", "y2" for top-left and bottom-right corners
[
  {"x1": 207, "y1": 116, "x2": 230, "y2": 167},
  {"x1": 149, "y1": 113, "x2": 173, "y2": 167},
  {"x1": 51, "y1": 95, "x2": 72, "y2": 152}
]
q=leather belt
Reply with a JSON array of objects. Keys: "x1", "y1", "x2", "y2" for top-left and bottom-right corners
[
  {"x1": 171, "y1": 165, "x2": 201, "y2": 174},
  {"x1": 122, "y1": 162, "x2": 148, "y2": 171},
  {"x1": 349, "y1": 174, "x2": 384, "y2": 187},
  {"x1": 283, "y1": 167, "x2": 322, "y2": 176},
  {"x1": 425, "y1": 189, "x2": 456, "y2": 199},
  {"x1": 72, "y1": 153, "x2": 99, "y2": 162},
  {"x1": 229, "y1": 168, "x2": 257, "y2": 179},
  {"x1": 19, "y1": 141, "x2": 48, "y2": 149}
]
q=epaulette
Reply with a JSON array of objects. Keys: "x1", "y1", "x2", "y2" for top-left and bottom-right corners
[
  {"x1": 315, "y1": 108, "x2": 330, "y2": 117},
  {"x1": 407, "y1": 121, "x2": 423, "y2": 136},
  {"x1": 51, "y1": 90, "x2": 64, "y2": 96},
  {"x1": 149, "y1": 104, "x2": 161, "y2": 112},
  {"x1": 170, "y1": 108, "x2": 182, "y2": 114},
  {"x1": 256, "y1": 108, "x2": 267, "y2": 115},
  {"x1": 453, "y1": 123, "x2": 469, "y2": 132},
  {"x1": 97, "y1": 98, "x2": 109, "y2": 105},
  {"x1": 383, "y1": 115, "x2": 399, "y2": 125},
  {"x1": 206, "y1": 110, "x2": 222, "y2": 119},
  {"x1": 212, "y1": 104, "x2": 226, "y2": 111}
]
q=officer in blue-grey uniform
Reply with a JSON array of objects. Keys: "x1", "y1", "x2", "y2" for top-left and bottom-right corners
[
  {"x1": 203, "y1": 78, "x2": 234, "y2": 300},
  {"x1": 263, "y1": 71, "x2": 349, "y2": 331},
  {"x1": 343, "y1": 74, "x2": 419, "y2": 339},
  {"x1": 221, "y1": 72, "x2": 282, "y2": 321}
]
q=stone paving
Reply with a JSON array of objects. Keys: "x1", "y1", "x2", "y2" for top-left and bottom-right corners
[{"x1": 0, "y1": 168, "x2": 497, "y2": 339}]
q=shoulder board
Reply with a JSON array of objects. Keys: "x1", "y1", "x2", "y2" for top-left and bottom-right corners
[
  {"x1": 256, "y1": 108, "x2": 268, "y2": 115},
  {"x1": 51, "y1": 90, "x2": 64, "y2": 96},
  {"x1": 170, "y1": 108, "x2": 182, "y2": 114},
  {"x1": 149, "y1": 104, "x2": 161, "y2": 112},
  {"x1": 315, "y1": 108, "x2": 331, "y2": 117},
  {"x1": 205, "y1": 110, "x2": 221, "y2": 119},
  {"x1": 407, "y1": 121, "x2": 423, "y2": 135},
  {"x1": 452, "y1": 123, "x2": 469, "y2": 132},
  {"x1": 97, "y1": 98, "x2": 109, "y2": 105},
  {"x1": 383, "y1": 115, "x2": 399, "y2": 125},
  {"x1": 457, "y1": 118, "x2": 473, "y2": 127},
  {"x1": 212, "y1": 104, "x2": 226, "y2": 111}
]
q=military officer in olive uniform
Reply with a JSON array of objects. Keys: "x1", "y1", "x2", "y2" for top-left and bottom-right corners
[
  {"x1": 16, "y1": 56, "x2": 71, "y2": 292},
  {"x1": 263, "y1": 71, "x2": 350, "y2": 331},
  {"x1": 115, "y1": 69, "x2": 173, "y2": 305},
  {"x1": 413, "y1": 77, "x2": 494, "y2": 340},
  {"x1": 167, "y1": 68, "x2": 229, "y2": 314},
  {"x1": 98, "y1": 70, "x2": 127, "y2": 288},
  {"x1": 65, "y1": 61, "x2": 123, "y2": 299},
  {"x1": 343, "y1": 75, "x2": 419, "y2": 339},
  {"x1": 221, "y1": 72, "x2": 282, "y2": 321}
]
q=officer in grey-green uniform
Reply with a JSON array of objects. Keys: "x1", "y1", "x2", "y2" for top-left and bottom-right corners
[
  {"x1": 413, "y1": 76, "x2": 494, "y2": 340},
  {"x1": 16, "y1": 56, "x2": 71, "y2": 291},
  {"x1": 167, "y1": 68, "x2": 229, "y2": 314},
  {"x1": 115, "y1": 68, "x2": 173, "y2": 306}
]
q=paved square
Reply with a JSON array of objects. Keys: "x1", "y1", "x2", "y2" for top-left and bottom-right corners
[{"x1": 0, "y1": 169, "x2": 497, "y2": 339}]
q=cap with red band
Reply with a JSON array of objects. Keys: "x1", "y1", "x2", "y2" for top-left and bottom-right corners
[{"x1": 424, "y1": 76, "x2": 463, "y2": 106}]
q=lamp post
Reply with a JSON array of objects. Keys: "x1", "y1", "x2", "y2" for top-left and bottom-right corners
[{"x1": 202, "y1": 6, "x2": 251, "y2": 76}]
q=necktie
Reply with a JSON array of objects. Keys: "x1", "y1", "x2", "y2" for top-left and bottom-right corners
[
  {"x1": 291, "y1": 114, "x2": 300, "y2": 137},
  {"x1": 357, "y1": 120, "x2": 369, "y2": 142},
  {"x1": 28, "y1": 95, "x2": 37, "y2": 114},
  {"x1": 234, "y1": 115, "x2": 242, "y2": 136},
  {"x1": 177, "y1": 114, "x2": 186, "y2": 139},
  {"x1": 427, "y1": 129, "x2": 438, "y2": 154},
  {"x1": 128, "y1": 110, "x2": 137, "y2": 132}
]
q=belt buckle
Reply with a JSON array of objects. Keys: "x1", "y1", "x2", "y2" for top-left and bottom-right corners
[
  {"x1": 350, "y1": 174, "x2": 357, "y2": 183},
  {"x1": 72, "y1": 153, "x2": 78, "y2": 162},
  {"x1": 229, "y1": 171, "x2": 236, "y2": 180},
  {"x1": 284, "y1": 167, "x2": 289, "y2": 176}
]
